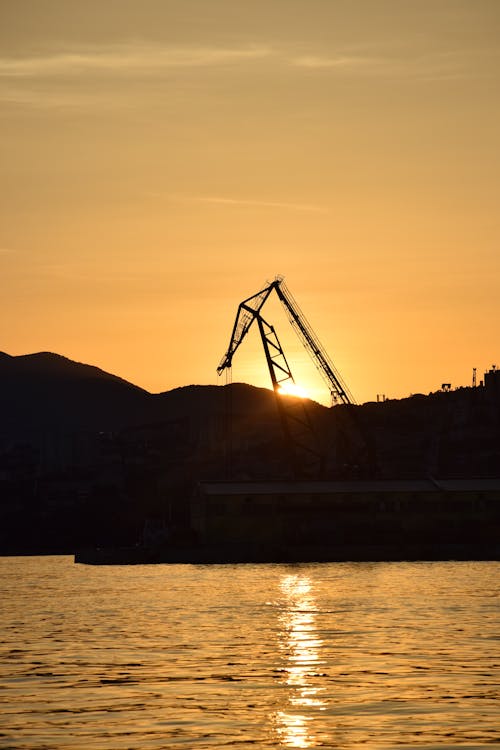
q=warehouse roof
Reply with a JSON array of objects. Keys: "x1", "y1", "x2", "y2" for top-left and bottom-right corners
[{"x1": 197, "y1": 478, "x2": 500, "y2": 496}]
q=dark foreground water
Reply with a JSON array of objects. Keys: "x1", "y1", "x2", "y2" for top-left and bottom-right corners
[{"x1": 0, "y1": 558, "x2": 499, "y2": 749}]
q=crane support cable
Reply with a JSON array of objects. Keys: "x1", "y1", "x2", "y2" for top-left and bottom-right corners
[{"x1": 275, "y1": 280, "x2": 355, "y2": 405}]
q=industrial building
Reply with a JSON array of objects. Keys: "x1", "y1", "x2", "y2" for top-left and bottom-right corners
[{"x1": 192, "y1": 479, "x2": 500, "y2": 561}]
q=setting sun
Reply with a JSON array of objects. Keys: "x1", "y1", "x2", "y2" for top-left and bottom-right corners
[{"x1": 278, "y1": 382, "x2": 310, "y2": 399}]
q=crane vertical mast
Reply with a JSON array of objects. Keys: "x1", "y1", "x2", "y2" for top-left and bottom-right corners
[{"x1": 256, "y1": 315, "x2": 324, "y2": 478}]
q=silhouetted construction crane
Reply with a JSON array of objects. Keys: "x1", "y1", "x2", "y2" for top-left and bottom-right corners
[
  {"x1": 217, "y1": 276, "x2": 371, "y2": 478},
  {"x1": 217, "y1": 276, "x2": 354, "y2": 405}
]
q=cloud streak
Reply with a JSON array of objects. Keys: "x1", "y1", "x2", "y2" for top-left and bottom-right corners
[
  {"x1": 0, "y1": 43, "x2": 272, "y2": 78},
  {"x1": 1, "y1": 41, "x2": 495, "y2": 109},
  {"x1": 1, "y1": 42, "x2": 490, "y2": 81},
  {"x1": 163, "y1": 193, "x2": 327, "y2": 213},
  {"x1": 293, "y1": 54, "x2": 379, "y2": 70},
  {"x1": 292, "y1": 49, "x2": 499, "y2": 80}
]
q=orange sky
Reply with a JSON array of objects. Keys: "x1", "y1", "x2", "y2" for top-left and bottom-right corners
[{"x1": 1, "y1": 0, "x2": 499, "y2": 404}]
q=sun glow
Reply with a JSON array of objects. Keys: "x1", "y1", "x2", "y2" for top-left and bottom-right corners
[{"x1": 278, "y1": 382, "x2": 310, "y2": 399}]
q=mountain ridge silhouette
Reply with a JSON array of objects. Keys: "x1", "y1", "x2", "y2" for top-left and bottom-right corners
[{"x1": 0, "y1": 351, "x2": 290, "y2": 438}]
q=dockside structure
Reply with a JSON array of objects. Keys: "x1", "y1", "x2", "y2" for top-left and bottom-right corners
[{"x1": 192, "y1": 479, "x2": 500, "y2": 561}]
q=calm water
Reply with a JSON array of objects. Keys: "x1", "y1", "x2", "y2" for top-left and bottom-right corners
[{"x1": 0, "y1": 558, "x2": 498, "y2": 750}]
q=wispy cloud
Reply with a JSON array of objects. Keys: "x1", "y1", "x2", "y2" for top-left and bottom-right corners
[
  {"x1": 0, "y1": 43, "x2": 272, "y2": 108},
  {"x1": 292, "y1": 49, "x2": 498, "y2": 81},
  {"x1": 293, "y1": 54, "x2": 380, "y2": 71},
  {"x1": 0, "y1": 40, "x2": 494, "y2": 84},
  {"x1": 161, "y1": 193, "x2": 327, "y2": 213},
  {"x1": 0, "y1": 86, "x2": 119, "y2": 109},
  {"x1": 2, "y1": 41, "x2": 486, "y2": 81},
  {"x1": 1, "y1": 40, "x2": 495, "y2": 110},
  {"x1": 0, "y1": 43, "x2": 271, "y2": 78}
]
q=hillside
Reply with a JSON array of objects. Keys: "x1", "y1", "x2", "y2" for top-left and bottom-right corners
[
  {"x1": 1, "y1": 351, "x2": 499, "y2": 478},
  {"x1": 0, "y1": 352, "x2": 150, "y2": 437},
  {"x1": 0, "y1": 351, "x2": 499, "y2": 553},
  {"x1": 2, "y1": 351, "x2": 500, "y2": 466},
  {"x1": 0, "y1": 352, "x2": 295, "y2": 438}
]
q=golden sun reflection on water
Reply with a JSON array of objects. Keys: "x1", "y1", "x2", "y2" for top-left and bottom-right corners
[
  {"x1": 275, "y1": 573, "x2": 326, "y2": 748},
  {"x1": 2, "y1": 560, "x2": 500, "y2": 748}
]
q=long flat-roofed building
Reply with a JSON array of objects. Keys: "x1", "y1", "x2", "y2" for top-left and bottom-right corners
[{"x1": 192, "y1": 479, "x2": 500, "y2": 561}]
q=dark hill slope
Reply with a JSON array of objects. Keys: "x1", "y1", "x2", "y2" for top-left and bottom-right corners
[
  {"x1": 151, "y1": 381, "x2": 289, "y2": 424},
  {"x1": 1, "y1": 351, "x2": 498, "y2": 478},
  {"x1": 0, "y1": 352, "x2": 306, "y2": 441},
  {"x1": 0, "y1": 352, "x2": 150, "y2": 437}
]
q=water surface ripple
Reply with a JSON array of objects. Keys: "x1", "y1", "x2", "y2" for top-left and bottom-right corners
[{"x1": 1, "y1": 558, "x2": 499, "y2": 749}]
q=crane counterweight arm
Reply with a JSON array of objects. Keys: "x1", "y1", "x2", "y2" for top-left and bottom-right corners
[{"x1": 216, "y1": 280, "x2": 279, "y2": 374}]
